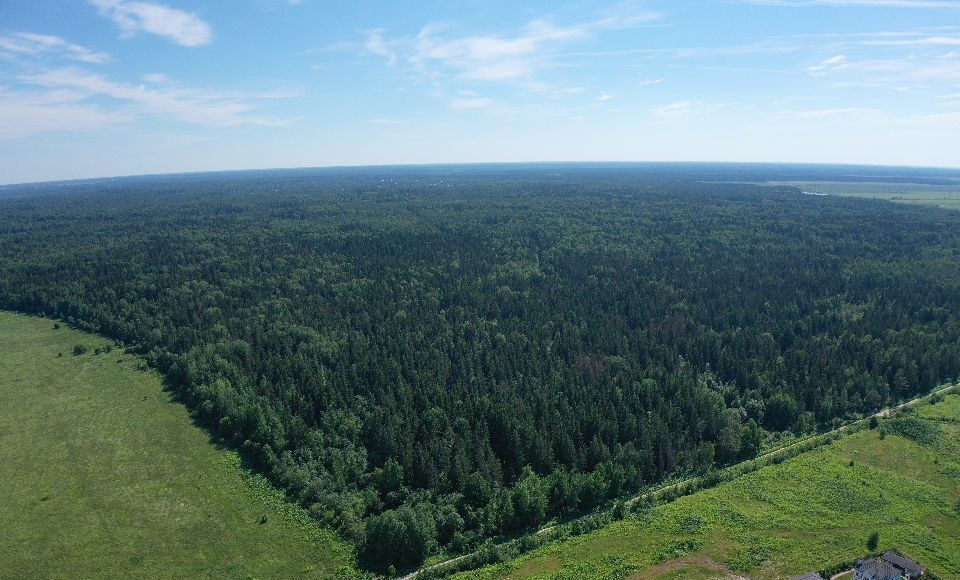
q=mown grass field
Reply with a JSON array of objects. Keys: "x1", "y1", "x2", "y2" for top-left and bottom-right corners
[
  {"x1": 829, "y1": 191, "x2": 960, "y2": 210},
  {"x1": 0, "y1": 311, "x2": 358, "y2": 579},
  {"x1": 458, "y1": 393, "x2": 960, "y2": 579},
  {"x1": 767, "y1": 181, "x2": 960, "y2": 210}
]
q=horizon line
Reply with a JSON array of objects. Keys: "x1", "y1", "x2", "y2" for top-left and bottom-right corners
[{"x1": 4, "y1": 159, "x2": 960, "y2": 188}]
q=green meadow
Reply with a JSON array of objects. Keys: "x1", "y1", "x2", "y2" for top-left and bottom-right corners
[
  {"x1": 0, "y1": 311, "x2": 358, "y2": 579},
  {"x1": 769, "y1": 181, "x2": 960, "y2": 210},
  {"x1": 458, "y1": 393, "x2": 960, "y2": 579}
]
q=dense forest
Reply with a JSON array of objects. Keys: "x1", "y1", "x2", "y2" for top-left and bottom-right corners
[{"x1": 2, "y1": 164, "x2": 960, "y2": 572}]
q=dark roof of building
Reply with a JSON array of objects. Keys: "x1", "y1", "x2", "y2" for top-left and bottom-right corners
[
  {"x1": 791, "y1": 573, "x2": 824, "y2": 580},
  {"x1": 857, "y1": 558, "x2": 902, "y2": 580},
  {"x1": 882, "y1": 551, "x2": 923, "y2": 576}
]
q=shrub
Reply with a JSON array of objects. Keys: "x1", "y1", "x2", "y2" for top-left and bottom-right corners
[
  {"x1": 613, "y1": 502, "x2": 627, "y2": 520},
  {"x1": 72, "y1": 344, "x2": 88, "y2": 356},
  {"x1": 867, "y1": 530, "x2": 879, "y2": 550},
  {"x1": 885, "y1": 417, "x2": 939, "y2": 446},
  {"x1": 362, "y1": 506, "x2": 437, "y2": 572}
]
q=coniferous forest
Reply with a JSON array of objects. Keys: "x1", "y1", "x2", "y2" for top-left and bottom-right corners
[{"x1": 2, "y1": 164, "x2": 960, "y2": 572}]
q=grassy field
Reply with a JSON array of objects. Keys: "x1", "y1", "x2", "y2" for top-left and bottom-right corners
[
  {"x1": 458, "y1": 394, "x2": 960, "y2": 579},
  {"x1": 766, "y1": 181, "x2": 960, "y2": 210},
  {"x1": 0, "y1": 311, "x2": 358, "y2": 579}
]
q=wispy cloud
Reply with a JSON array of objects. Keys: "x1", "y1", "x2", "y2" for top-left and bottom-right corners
[
  {"x1": 367, "y1": 9, "x2": 660, "y2": 84},
  {"x1": 90, "y1": 0, "x2": 213, "y2": 47},
  {"x1": 796, "y1": 106, "x2": 878, "y2": 118},
  {"x1": 863, "y1": 35, "x2": 960, "y2": 45},
  {"x1": 365, "y1": 29, "x2": 397, "y2": 65},
  {"x1": 912, "y1": 110, "x2": 960, "y2": 124},
  {"x1": 18, "y1": 67, "x2": 291, "y2": 128},
  {"x1": 743, "y1": 1, "x2": 960, "y2": 8},
  {"x1": 369, "y1": 117, "x2": 410, "y2": 124},
  {"x1": 0, "y1": 88, "x2": 131, "y2": 140},
  {"x1": 0, "y1": 32, "x2": 110, "y2": 64},
  {"x1": 807, "y1": 54, "x2": 847, "y2": 72},
  {"x1": 808, "y1": 51, "x2": 960, "y2": 83},
  {"x1": 410, "y1": 20, "x2": 587, "y2": 81},
  {"x1": 450, "y1": 96, "x2": 495, "y2": 109},
  {"x1": 650, "y1": 100, "x2": 730, "y2": 120}
]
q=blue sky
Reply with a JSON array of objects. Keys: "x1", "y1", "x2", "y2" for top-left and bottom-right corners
[{"x1": 1, "y1": 0, "x2": 959, "y2": 183}]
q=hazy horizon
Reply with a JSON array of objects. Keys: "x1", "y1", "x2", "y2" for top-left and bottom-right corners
[{"x1": 5, "y1": 159, "x2": 960, "y2": 189}]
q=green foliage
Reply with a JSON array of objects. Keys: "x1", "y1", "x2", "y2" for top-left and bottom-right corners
[
  {"x1": 2, "y1": 167, "x2": 960, "y2": 570},
  {"x1": 885, "y1": 416, "x2": 941, "y2": 446},
  {"x1": 71, "y1": 343, "x2": 87, "y2": 355},
  {"x1": 463, "y1": 472, "x2": 493, "y2": 509},
  {"x1": 375, "y1": 458, "x2": 404, "y2": 496},
  {"x1": 0, "y1": 312, "x2": 357, "y2": 578},
  {"x1": 740, "y1": 419, "x2": 764, "y2": 459},
  {"x1": 765, "y1": 392, "x2": 800, "y2": 431},
  {"x1": 362, "y1": 506, "x2": 437, "y2": 572},
  {"x1": 867, "y1": 530, "x2": 880, "y2": 550},
  {"x1": 458, "y1": 396, "x2": 960, "y2": 579},
  {"x1": 510, "y1": 467, "x2": 548, "y2": 530}
]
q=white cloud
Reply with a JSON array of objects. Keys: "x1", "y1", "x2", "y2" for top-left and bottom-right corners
[
  {"x1": 807, "y1": 54, "x2": 847, "y2": 72},
  {"x1": 369, "y1": 117, "x2": 410, "y2": 124},
  {"x1": 18, "y1": 68, "x2": 290, "y2": 128},
  {"x1": 450, "y1": 97, "x2": 494, "y2": 109},
  {"x1": 0, "y1": 88, "x2": 131, "y2": 140},
  {"x1": 596, "y1": 91, "x2": 613, "y2": 101},
  {"x1": 744, "y1": 1, "x2": 960, "y2": 8},
  {"x1": 0, "y1": 32, "x2": 110, "y2": 64},
  {"x1": 812, "y1": 52, "x2": 960, "y2": 83},
  {"x1": 90, "y1": 0, "x2": 213, "y2": 47},
  {"x1": 796, "y1": 106, "x2": 878, "y2": 118},
  {"x1": 650, "y1": 101, "x2": 729, "y2": 119},
  {"x1": 365, "y1": 29, "x2": 397, "y2": 65},
  {"x1": 141, "y1": 72, "x2": 172, "y2": 84},
  {"x1": 368, "y1": 10, "x2": 659, "y2": 84},
  {"x1": 863, "y1": 35, "x2": 960, "y2": 45},
  {"x1": 915, "y1": 110, "x2": 960, "y2": 123}
]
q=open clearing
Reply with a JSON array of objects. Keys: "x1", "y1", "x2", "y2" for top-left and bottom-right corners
[
  {"x1": 0, "y1": 311, "x2": 357, "y2": 579},
  {"x1": 457, "y1": 393, "x2": 960, "y2": 579},
  {"x1": 766, "y1": 181, "x2": 960, "y2": 210}
]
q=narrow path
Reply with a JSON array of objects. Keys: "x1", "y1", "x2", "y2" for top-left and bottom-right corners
[{"x1": 401, "y1": 384, "x2": 957, "y2": 579}]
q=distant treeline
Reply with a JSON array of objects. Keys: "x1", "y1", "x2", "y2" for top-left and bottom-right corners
[{"x1": 1, "y1": 168, "x2": 959, "y2": 572}]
